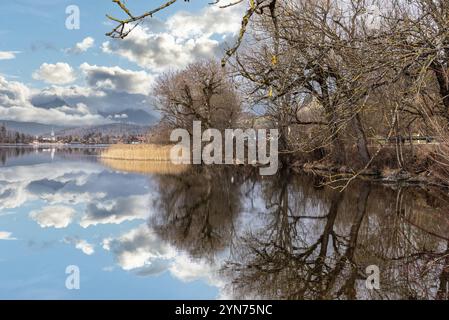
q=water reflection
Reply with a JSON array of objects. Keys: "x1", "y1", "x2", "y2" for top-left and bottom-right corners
[
  {"x1": 151, "y1": 165, "x2": 449, "y2": 300},
  {"x1": 1, "y1": 147, "x2": 449, "y2": 300}
]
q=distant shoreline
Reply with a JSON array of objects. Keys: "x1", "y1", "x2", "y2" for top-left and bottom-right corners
[{"x1": 0, "y1": 143, "x2": 111, "y2": 148}]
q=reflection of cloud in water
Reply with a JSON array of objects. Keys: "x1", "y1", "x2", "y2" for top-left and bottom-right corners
[
  {"x1": 81, "y1": 195, "x2": 151, "y2": 228},
  {"x1": 0, "y1": 161, "x2": 155, "y2": 228},
  {"x1": 0, "y1": 161, "x2": 102, "y2": 210},
  {"x1": 104, "y1": 224, "x2": 226, "y2": 295},
  {"x1": 30, "y1": 205, "x2": 76, "y2": 229},
  {"x1": 0, "y1": 153, "x2": 230, "y2": 298},
  {"x1": 105, "y1": 224, "x2": 175, "y2": 271}
]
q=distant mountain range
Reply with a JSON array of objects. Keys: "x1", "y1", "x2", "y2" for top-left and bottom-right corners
[
  {"x1": 32, "y1": 97, "x2": 69, "y2": 109},
  {"x1": 31, "y1": 97, "x2": 158, "y2": 126},
  {"x1": 0, "y1": 120, "x2": 151, "y2": 137},
  {"x1": 0, "y1": 98, "x2": 159, "y2": 137},
  {"x1": 55, "y1": 123, "x2": 150, "y2": 137},
  {"x1": 99, "y1": 109, "x2": 158, "y2": 126},
  {"x1": 0, "y1": 120, "x2": 66, "y2": 136}
]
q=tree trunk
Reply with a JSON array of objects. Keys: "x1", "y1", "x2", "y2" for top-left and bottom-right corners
[
  {"x1": 352, "y1": 113, "x2": 371, "y2": 165},
  {"x1": 433, "y1": 64, "x2": 449, "y2": 120}
]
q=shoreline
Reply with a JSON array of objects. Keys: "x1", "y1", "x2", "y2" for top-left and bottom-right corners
[
  {"x1": 297, "y1": 163, "x2": 449, "y2": 189},
  {"x1": 8, "y1": 142, "x2": 444, "y2": 188}
]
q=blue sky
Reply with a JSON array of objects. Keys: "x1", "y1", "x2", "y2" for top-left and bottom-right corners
[{"x1": 0, "y1": 0, "x2": 244, "y2": 126}]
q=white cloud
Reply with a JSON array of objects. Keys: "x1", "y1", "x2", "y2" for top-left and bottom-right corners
[
  {"x1": 113, "y1": 113, "x2": 128, "y2": 119},
  {"x1": 80, "y1": 63, "x2": 154, "y2": 95},
  {"x1": 0, "y1": 103, "x2": 110, "y2": 126},
  {"x1": 105, "y1": 224, "x2": 225, "y2": 287},
  {"x1": 0, "y1": 51, "x2": 20, "y2": 60},
  {"x1": 67, "y1": 37, "x2": 95, "y2": 54},
  {"x1": 32, "y1": 62, "x2": 77, "y2": 85},
  {"x1": 170, "y1": 255, "x2": 223, "y2": 287},
  {"x1": 108, "y1": 225, "x2": 175, "y2": 271},
  {"x1": 64, "y1": 237, "x2": 95, "y2": 255},
  {"x1": 55, "y1": 103, "x2": 90, "y2": 116},
  {"x1": 0, "y1": 75, "x2": 111, "y2": 126},
  {"x1": 76, "y1": 239, "x2": 95, "y2": 255},
  {"x1": 101, "y1": 4, "x2": 244, "y2": 71},
  {"x1": 29, "y1": 205, "x2": 76, "y2": 229},
  {"x1": 0, "y1": 160, "x2": 103, "y2": 210},
  {"x1": 38, "y1": 85, "x2": 106, "y2": 98},
  {"x1": 166, "y1": 6, "x2": 243, "y2": 39},
  {"x1": 0, "y1": 231, "x2": 17, "y2": 240}
]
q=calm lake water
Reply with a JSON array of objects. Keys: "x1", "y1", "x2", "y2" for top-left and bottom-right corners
[{"x1": 1, "y1": 146, "x2": 449, "y2": 300}]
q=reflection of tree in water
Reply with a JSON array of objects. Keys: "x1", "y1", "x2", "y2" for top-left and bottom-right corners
[
  {"x1": 149, "y1": 164, "x2": 449, "y2": 299},
  {"x1": 222, "y1": 168, "x2": 449, "y2": 300},
  {"x1": 150, "y1": 166, "x2": 253, "y2": 260},
  {"x1": 0, "y1": 147, "x2": 102, "y2": 165},
  {"x1": 0, "y1": 147, "x2": 35, "y2": 165}
]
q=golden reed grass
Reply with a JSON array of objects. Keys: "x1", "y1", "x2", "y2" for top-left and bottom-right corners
[
  {"x1": 100, "y1": 144, "x2": 173, "y2": 161},
  {"x1": 100, "y1": 144, "x2": 188, "y2": 175}
]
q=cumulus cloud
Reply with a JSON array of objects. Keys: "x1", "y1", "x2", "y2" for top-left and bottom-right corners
[
  {"x1": 1, "y1": 58, "x2": 157, "y2": 125},
  {"x1": 0, "y1": 51, "x2": 20, "y2": 60},
  {"x1": 29, "y1": 205, "x2": 76, "y2": 229},
  {"x1": 37, "y1": 85, "x2": 106, "y2": 99},
  {"x1": 0, "y1": 75, "x2": 111, "y2": 126},
  {"x1": 64, "y1": 237, "x2": 95, "y2": 255},
  {"x1": 101, "y1": 4, "x2": 244, "y2": 71},
  {"x1": 75, "y1": 239, "x2": 95, "y2": 255},
  {"x1": 67, "y1": 37, "x2": 95, "y2": 54},
  {"x1": 0, "y1": 231, "x2": 17, "y2": 240},
  {"x1": 80, "y1": 63, "x2": 153, "y2": 95},
  {"x1": 55, "y1": 103, "x2": 90, "y2": 116},
  {"x1": 0, "y1": 75, "x2": 32, "y2": 107},
  {"x1": 32, "y1": 62, "x2": 77, "y2": 85}
]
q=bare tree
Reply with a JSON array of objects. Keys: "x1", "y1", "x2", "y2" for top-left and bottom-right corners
[
  {"x1": 154, "y1": 60, "x2": 241, "y2": 133},
  {"x1": 105, "y1": 0, "x2": 280, "y2": 65}
]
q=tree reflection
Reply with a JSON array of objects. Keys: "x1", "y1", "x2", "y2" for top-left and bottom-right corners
[
  {"x1": 222, "y1": 168, "x2": 449, "y2": 300},
  {"x1": 149, "y1": 165, "x2": 449, "y2": 300},
  {"x1": 150, "y1": 166, "x2": 252, "y2": 260}
]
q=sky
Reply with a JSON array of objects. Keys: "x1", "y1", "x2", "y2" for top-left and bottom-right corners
[{"x1": 0, "y1": 0, "x2": 244, "y2": 126}]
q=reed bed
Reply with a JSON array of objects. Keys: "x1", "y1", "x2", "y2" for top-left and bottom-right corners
[
  {"x1": 101, "y1": 158, "x2": 188, "y2": 175},
  {"x1": 100, "y1": 144, "x2": 173, "y2": 161},
  {"x1": 100, "y1": 144, "x2": 188, "y2": 175}
]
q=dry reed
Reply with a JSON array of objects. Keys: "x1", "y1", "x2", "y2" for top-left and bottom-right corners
[
  {"x1": 100, "y1": 144, "x2": 173, "y2": 161},
  {"x1": 101, "y1": 158, "x2": 188, "y2": 175},
  {"x1": 100, "y1": 144, "x2": 188, "y2": 175}
]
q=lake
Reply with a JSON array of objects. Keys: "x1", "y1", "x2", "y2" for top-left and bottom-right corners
[{"x1": 0, "y1": 147, "x2": 449, "y2": 300}]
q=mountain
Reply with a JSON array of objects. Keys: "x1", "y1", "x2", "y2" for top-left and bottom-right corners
[
  {"x1": 31, "y1": 95, "x2": 158, "y2": 126},
  {"x1": 0, "y1": 120, "x2": 66, "y2": 136},
  {"x1": 99, "y1": 109, "x2": 158, "y2": 126},
  {"x1": 31, "y1": 97, "x2": 70, "y2": 109},
  {"x1": 55, "y1": 123, "x2": 150, "y2": 137}
]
